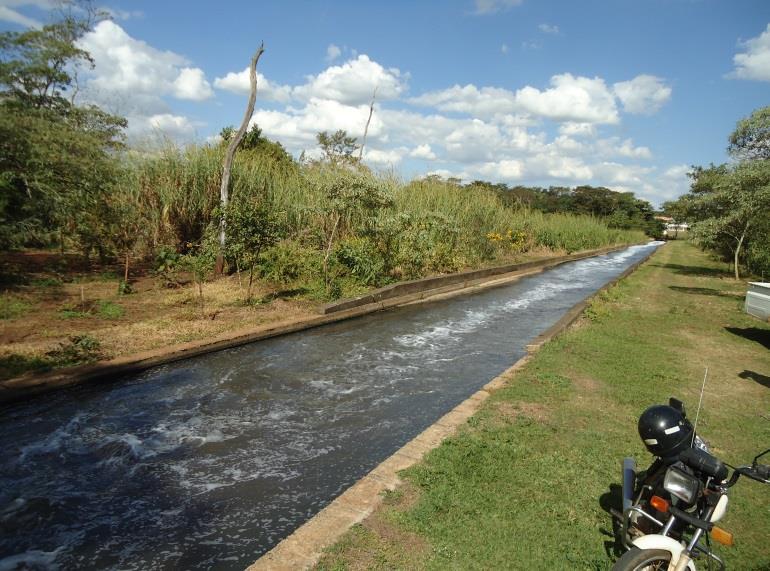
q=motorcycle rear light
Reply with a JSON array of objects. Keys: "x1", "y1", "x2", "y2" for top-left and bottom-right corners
[
  {"x1": 711, "y1": 526, "x2": 734, "y2": 546},
  {"x1": 650, "y1": 495, "x2": 669, "y2": 513}
]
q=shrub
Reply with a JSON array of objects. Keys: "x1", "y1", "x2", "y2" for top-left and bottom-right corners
[
  {"x1": 155, "y1": 245, "x2": 181, "y2": 286},
  {"x1": 334, "y1": 237, "x2": 385, "y2": 286},
  {"x1": 259, "y1": 240, "x2": 322, "y2": 284},
  {"x1": 45, "y1": 335, "x2": 105, "y2": 366}
]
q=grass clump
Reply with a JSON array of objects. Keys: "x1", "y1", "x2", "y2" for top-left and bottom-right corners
[
  {"x1": 0, "y1": 295, "x2": 31, "y2": 319},
  {"x1": 97, "y1": 300, "x2": 124, "y2": 319}
]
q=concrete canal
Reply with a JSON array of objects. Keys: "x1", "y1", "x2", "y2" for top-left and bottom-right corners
[{"x1": 0, "y1": 242, "x2": 661, "y2": 570}]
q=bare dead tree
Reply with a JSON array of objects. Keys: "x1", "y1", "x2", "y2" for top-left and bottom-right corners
[
  {"x1": 216, "y1": 42, "x2": 265, "y2": 274},
  {"x1": 357, "y1": 86, "x2": 377, "y2": 162}
]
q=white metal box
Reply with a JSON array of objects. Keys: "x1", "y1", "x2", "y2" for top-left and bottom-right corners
[{"x1": 745, "y1": 282, "x2": 770, "y2": 321}]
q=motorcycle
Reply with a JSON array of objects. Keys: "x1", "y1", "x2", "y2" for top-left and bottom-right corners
[{"x1": 612, "y1": 397, "x2": 770, "y2": 570}]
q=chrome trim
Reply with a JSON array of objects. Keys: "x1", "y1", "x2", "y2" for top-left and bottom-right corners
[{"x1": 620, "y1": 505, "x2": 664, "y2": 550}]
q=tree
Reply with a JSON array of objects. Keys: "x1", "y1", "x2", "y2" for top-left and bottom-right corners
[
  {"x1": 728, "y1": 105, "x2": 770, "y2": 161},
  {"x1": 689, "y1": 161, "x2": 770, "y2": 279},
  {"x1": 223, "y1": 199, "x2": 283, "y2": 302},
  {"x1": 307, "y1": 167, "x2": 392, "y2": 295},
  {"x1": 0, "y1": 11, "x2": 126, "y2": 252},
  {"x1": 317, "y1": 130, "x2": 359, "y2": 166},
  {"x1": 217, "y1": 43, "x2": 265, "y2": 274}
]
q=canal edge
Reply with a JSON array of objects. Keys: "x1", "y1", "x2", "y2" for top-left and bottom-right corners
[
  {"x1": 0, "y1": 244, "x2": 640, "y2": 405},
  {"x1": 246, "y1": 244, "x2": 662, "y2": 571}
]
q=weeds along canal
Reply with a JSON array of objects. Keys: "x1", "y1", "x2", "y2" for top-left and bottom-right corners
[{"x1": 0, "y1": 242, "x2": 661, "y2": 570}]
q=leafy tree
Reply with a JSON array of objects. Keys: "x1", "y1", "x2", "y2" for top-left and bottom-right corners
[
  {"x1": 180, "y1": 232, "x2": 218, "y2": 312},
  {"x1": 728, "y1": 105, "x2": 770, "y2": 161},
  {"x1": 0, "y1": 12, "x2": 126, "y2": 252},
  {"x1": 306, "y1": 166, "x2": 392, "y2": 296},
  {"x1": 316, "y1": 130, "x2": 359, "y2": 166},
  {"x1": 688, "y1": 161, "x2": 770, "y2": 279},
  {"x1": 222, "y1": 199, "x2": 283, "y2": 301}
]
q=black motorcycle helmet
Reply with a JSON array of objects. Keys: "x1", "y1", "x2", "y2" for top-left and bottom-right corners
[{"x1": 638, "y1": 404, "x2": 694, "y2": 458}]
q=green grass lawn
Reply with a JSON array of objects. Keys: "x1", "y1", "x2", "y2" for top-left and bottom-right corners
[{"x1": 315, "y1": 241, "x2": 770, "y2": 571}]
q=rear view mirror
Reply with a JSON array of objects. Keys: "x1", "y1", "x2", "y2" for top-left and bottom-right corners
[{"x1": 669, "y1": 397, "x2": 686, "y2": 418}]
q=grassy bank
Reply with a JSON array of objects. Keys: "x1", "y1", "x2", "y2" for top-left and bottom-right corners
[{"x1": 315, "y1": 240, "x2": 770, "y2": 570}]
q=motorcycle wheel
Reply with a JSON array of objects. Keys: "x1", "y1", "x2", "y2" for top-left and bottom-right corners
[{"x1": 611, "y1": 548, "x2": 671, "y2": 571}]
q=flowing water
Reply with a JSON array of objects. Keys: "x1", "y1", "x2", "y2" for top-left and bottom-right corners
[{"x1": 0, "y1": 243, "x2": 661, "y2": 570}]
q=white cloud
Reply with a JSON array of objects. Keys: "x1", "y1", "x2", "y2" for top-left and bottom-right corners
[
  {"x1": 0, "y1": 5, "x2": 40, "y2": 27},
  {"x1": 213, "y1": 69, "x2": 292, "y2": 102},
  {"x1": 477, "y1": 159, "x2": 525, "y2": 179},
  {"x1": 363, "y1": 147, "x2": 407, "y2": 166},
  {"x1": 474, "y1": 0, "x2": 523, "y2": 14},
  {"x1": 252, "y1": 97, "x2": 384, "y2": 150},
  {"x1": 173, "y1": 67, "x2": 214, "y2": 101},
  {"x1": 559, "y1": 122, "x2": 597, "y2": 138},
  {"x1": 444, "y1": 119, "x2": 503, "y2": 162},
  {"x1": 127, "y1": 113, "x2": 198, "y2": 141},
  {"x1": 294, "y1": 54, "x2": 407, "y2": 104},
  {"x1": 326, "y1": 43, "x2": 342, "y2": 62},
  {"x1": 515, "y1": 73, "x2": 619, "y2": 124},
  {"x1": 730, "y1": 23, "x2": 770, "y2": 82},
  {"x1": 215, "y1": 54, "x2": 405, "y2": 106},
  {"x1": 412, "y1": 75, "x2": 620, "y2": 124},
  {"x1": 538, "y1": 23, "x2": 559, "y2": 34},
  {"x1": 501, "y1": 43, "x2": 509, "y2": 54},
  {"x1": 613, "y1": 75, "x2": 671, "y2": 114},
  {"x1": 77, "y1": 20, "x2": 213, "y2": 102},
  {"x1": 617, "y1": 139, "x2": 652, "y2": 159},
  {"x1": 73, "y1": 20, "x2": 212, "y2": 140},
  {"x1": 410, "y1": 144, "x2": 437, "y2": 160},
  {"x1": 409, "y1": 84, "x2": 517, "y2": 117}
]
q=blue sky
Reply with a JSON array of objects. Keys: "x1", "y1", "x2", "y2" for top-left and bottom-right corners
[{"x1": 2, "y1": 0, "x2": 769, "y2": 206}]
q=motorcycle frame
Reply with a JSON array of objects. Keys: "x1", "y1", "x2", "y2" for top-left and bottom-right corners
[{"x1": 619, "y1": 503, "x2": 726, "y2": 570}]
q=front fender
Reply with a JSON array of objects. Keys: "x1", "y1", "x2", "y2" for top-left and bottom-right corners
[{"x1": 631, "y1": 535, "x2": 696, "y2": 570}]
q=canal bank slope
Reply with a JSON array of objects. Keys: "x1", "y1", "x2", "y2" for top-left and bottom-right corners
[{"x1": 307, "y1": 241, "x2": 770, "y2": 570}]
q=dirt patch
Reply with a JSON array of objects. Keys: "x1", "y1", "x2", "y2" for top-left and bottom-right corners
[
  {"x1": 495, "y1": 401, "x2": 550, "y2": 422},
  {"x1": 572, "y1": 374, "x2": 602, "y2": 393},
  {"x1": 0, "y1": 253, "x2": 320, "y2": 381}
]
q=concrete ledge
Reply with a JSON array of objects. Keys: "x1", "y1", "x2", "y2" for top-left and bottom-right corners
[
  {"x1": 247, "y1": 243, "x2": 659, "y2": 570},
  {"x1": 0, "y1": 244, "x2": 640, "y2": 406},
  {"x1": 321, "y1": 244, "x2": 632, "y2": 314}
]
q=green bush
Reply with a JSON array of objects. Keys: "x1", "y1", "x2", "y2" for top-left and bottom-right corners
[
  {"x1": 154, "y1": 245, "x2": 181, "y2": 286},
  {"x1": 45, "y1": 335, "x2": 105, "y2": 366},
  {"x1": 335, "y1": 237, "x2": 385, "y2": 286},
  {"x1": 259, "y1": 240, "x2": 322, "y2": 284}
]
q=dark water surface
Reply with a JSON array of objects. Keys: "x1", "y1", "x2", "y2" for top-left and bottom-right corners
[{"x1": 0, "y1": 243, "x2": 661, "y2": 570}]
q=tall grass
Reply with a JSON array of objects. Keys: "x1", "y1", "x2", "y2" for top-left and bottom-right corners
[{"x1": 114, "y1": 142, "x2": 646, "y2": 297}]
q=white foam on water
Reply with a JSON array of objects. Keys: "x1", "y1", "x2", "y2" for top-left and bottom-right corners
[
  {"x1": 0, "y1": 547, "x2": 63, "y2": 571},
  {"x1": 18, "y1": 412, "x2": 91, "y2": 462},
  {"x1": 394, "y1": 308, "x2": 490, "y2": 349}
]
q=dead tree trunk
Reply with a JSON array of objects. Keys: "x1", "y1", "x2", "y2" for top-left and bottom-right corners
[
  {"x1": 216, "y1": 42, "x2": 265, "y2": 274},
  {"x1": 357, "y1": 87, "x2": 377, "y2": 162}
]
